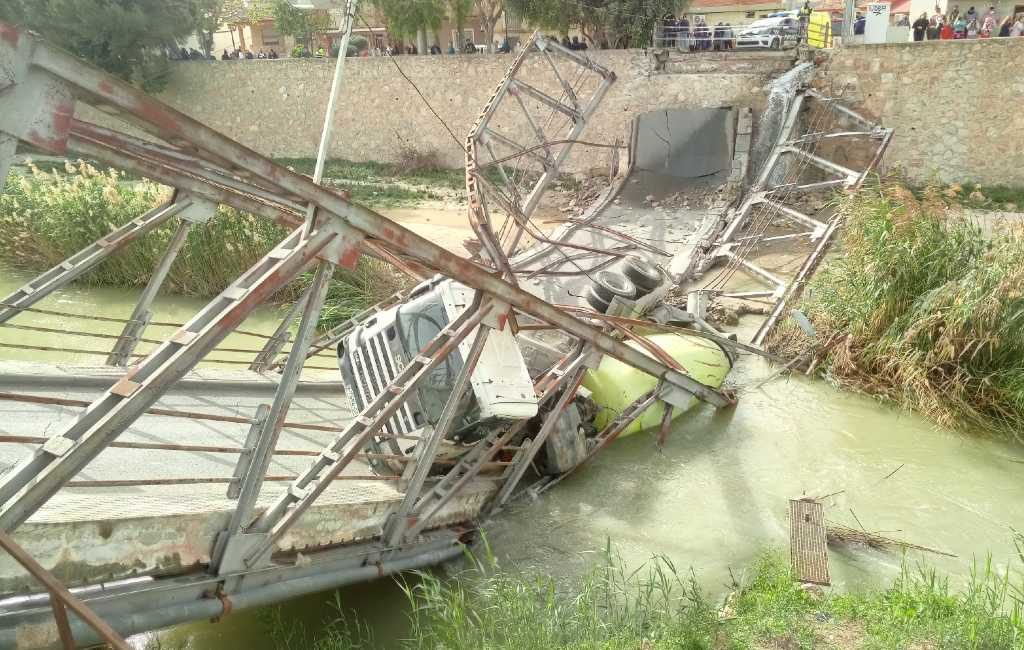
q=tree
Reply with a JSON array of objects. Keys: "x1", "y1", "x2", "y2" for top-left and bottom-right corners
[
  {"x1": 192, "y1": 0, "x2": 248, "y2": 56},
  {"x1": 475, "y1": 0, "x2": 504, "y2": 51},
  {"x1": 270, "y1": 0, "x2": 333, "y2": 49},
  {"x1": 371, "y1": 0, "x2": 445, "y2": 42},
  {"x1": 270, "y1": 0, "x2": 333, "y2": 50},
  {"x1": 0, "y1": 0, "x2": 198, "y2": 91},
  {"x1": 507, "y1": 0, "x2": 676, "y2": 49},
  {"x1": 447, "y1": 0, "x2": 473, "y2": 48}
]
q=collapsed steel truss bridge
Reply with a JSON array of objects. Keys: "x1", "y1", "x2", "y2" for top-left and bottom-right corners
[{"x1": 0, "y1": 25, "x2": 737, "y2": 647}]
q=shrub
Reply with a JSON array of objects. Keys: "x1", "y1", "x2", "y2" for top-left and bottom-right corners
[{"x1": 772, "y1": 181, "x2": 1024, "y2": 439}]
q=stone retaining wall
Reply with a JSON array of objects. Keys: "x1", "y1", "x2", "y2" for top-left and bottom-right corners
[
  {"x1": 814, "y1": 38, "x2": 1024, "y2": 187},
  {"x1": 154, "y1": 50, "x2": 787, "y2": 173}
]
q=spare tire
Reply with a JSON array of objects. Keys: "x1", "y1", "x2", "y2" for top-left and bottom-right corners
[
  {"x1": 621, "y1": 256, "x2": 663, "y2": 294},
  {"x1": 590, "y1": 271, "x2": 637, "y2": 303}
]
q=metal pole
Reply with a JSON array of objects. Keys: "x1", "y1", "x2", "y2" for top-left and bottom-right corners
[
  {"x1": 494, "y1": 366, "x2": 584, "y2": 506},
  {"x1": 304, "y1": 0, "x2": 358, "y2": 234},
  {"x1": 0, "y1": 200, "x2": 189, "y2": 325},
  {"x1": 0, "y1": 531, "x2": 131, "y2": 649},
  {"x1": 384, "y1": 325, "x2": 491, "y2": 547},
  {"x1": 213, "y1": 262, "x2": 333, "y2": 574},
  {"x1": 249, "y1": 286, "x2": 311, "y2": 372},
  {"x1": 107, "y1": 219, "x2": 193, "y2": 366}
]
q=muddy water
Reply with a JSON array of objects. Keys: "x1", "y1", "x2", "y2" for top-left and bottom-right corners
[{"x1": 1, "y1": 270, "x2": 1022, "y2": 648}]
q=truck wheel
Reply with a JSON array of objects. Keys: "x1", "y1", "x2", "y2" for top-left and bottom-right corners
[
  {"x1": 621, "y1": 256, "x2": 663, "y2": 294},
  {"x1": 590, "y1": 270, "x2": 637, "y2": 303},
  {"x1": 585, "y1": 285, "x2": 612, "y2": 313}
]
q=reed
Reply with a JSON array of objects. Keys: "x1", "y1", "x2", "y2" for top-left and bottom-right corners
[
  {"x1": 771, "y1": 180, "x2": 1024, "y2": 440},
  {"x1": 0, "y1": 163, "x2": 410, "y2": 328}
]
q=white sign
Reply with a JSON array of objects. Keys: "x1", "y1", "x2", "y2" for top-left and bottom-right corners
[{"x1": 864, "y1": 2, "x2": 891, "y2": 43}]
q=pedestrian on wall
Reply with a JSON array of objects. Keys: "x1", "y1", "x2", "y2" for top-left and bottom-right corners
[
  {"x1": 1011, "y1": 14, "x2": 1024, "y2": 35},
  {"x1": 927, "y1": 9, "x2": 943, "y2": 39},
  {"x1": 429, "y1": 43, "x2": 441, "y2": 54},
  {"x1": 953, "y1": 14, "x2": 967, "y2": 37},
  {"x1": 447, "y1": 41, "x2": 456, "y2": 54},
  {"x1": 980, "y1": 6, "x2": 997, "y2": 36},
  {"x1": 997, "y1": 15, "x2": 1012, "y2": 35},
  {"x1": 940, "y1": 17, "x2": 955, "y2": 37},
  {"x1": 463, "y1": 38, "x2": 476, "y2": 53},
  {"x1": 854, "y1": 13, "x2": 866, "y2": 34},
  {"x1": 966, "y1": 14, "x2": 979, "y2": 36},
  {"x1": 912, "y1": 12, "x2": 930, "y2": 40},
  {"x1": 679, "y1": 16, "x2": 690, "y2": 50},
  {"x1": 221, "y1": 48, "x2": 231, "y2": 60}
]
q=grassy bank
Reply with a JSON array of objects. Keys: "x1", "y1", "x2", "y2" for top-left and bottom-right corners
[
  {"x1": 263, "y1": 538, "x2": 1024, "y2": 649},
  {"x1": 769, "y1": 181, "x2": 1024, "y2": 441},
  {"x1": 0, "y1": 162, "x2": 409, "y2": 329}
]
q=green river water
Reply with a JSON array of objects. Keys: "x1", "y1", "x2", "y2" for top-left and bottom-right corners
[{"x1": 0, "y1": 269, "x2": 1022, "y2": 649}]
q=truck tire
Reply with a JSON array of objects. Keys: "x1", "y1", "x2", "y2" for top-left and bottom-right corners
[
  {"x1": 584, "y1": 285, "x2": 612, "y2": 313},
  {"x1": 621, "y1": 256, "x2": 663, "y2": 294},
  {"x1": 590, "y1": 270, "x2": 637, "y2": 303}
]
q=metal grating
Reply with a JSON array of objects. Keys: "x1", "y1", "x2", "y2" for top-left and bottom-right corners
[{"x1": 789, "y1": 498, "x2": 830, "y2": 585}]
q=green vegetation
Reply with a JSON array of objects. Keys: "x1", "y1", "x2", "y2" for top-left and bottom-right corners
[
  {"x1": 507, "y1": 0, "x2": 674, "y2": 48},
  {"x1": 771, "y1": 181, "x2": 1024, "y2": 441},
  {"x1": 0, "y1": 0, "x2": 196, "y2": 92},
  {"x1": 942, "y1": 182, "x2": 1024, "y2": 211},
  {"x1": 266, "y1": 537, "x2": 1024, "y2": 649},
  {"x1": 276, "y1": 157, "x2": 467, "y2": 192},
  {"x1": 0, "y1": 162, "x2": 408, "y2": 329}
]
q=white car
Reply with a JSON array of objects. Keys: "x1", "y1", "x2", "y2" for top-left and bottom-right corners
[{"x1": 735, "y1": 15, "x2": 801, "y2": 49}]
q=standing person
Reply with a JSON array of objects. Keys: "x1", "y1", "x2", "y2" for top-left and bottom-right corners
[
  {"x1": 966, "y1": 14, "x2": 979, "y2": 36},
  {"x1": 679, "y1": 16, "x2": 690, "y2": 50},
  {"x1": 927, "y1": 9, "x2": 943, "y2": 39},
  {"x1": 723, "y1": 23, "x2": 734, "y2": 49},
  {"x1": 854, "y1": 13, "x2": 866, "y2": 34},
  {"x1": 940, "y1": 17, "x2": 955, "y2": 37},
  {"x1": 447, "y1": 41, "x2": 456, "y2": 54},
  {"x1": 998, "y1": 15, "x2": 1012, "y2": 35},
  {"x1": 913, "y1": 12, "x2": 930, "y2": 40},
  {"x1": 463, "y1": 38, "x2": 476, "y2": 53},
  {"x1": 1012, "y1": 13, "x2": 1024, "y2": 35},
  {"x1": 429, "y1": 43, "x2": 441, "y2": 54},
  {"x1": 948, "y1": 4, "x2": 961, "y2": 23},
  {"x1": 269, "y1": 49, "x2": 278, "y2": 59},
  {"x1": 980, "y1": 6, "x2": 997, "y2": 36},
  {"x1": 798, "y1": 0, "x2": 812, "y2": 43},
  {"x1": 221, "y1": 48, "x2": 231, "y2": 60},
  {"x1": 662, "y1": 13, "x2": 676, "y2": 47},
  {"x1": 953, "y1": 14, "x2": 967, "y2": 37}
]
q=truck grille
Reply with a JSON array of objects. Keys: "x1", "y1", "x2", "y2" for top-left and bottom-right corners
[{"x1": 348, "y1": 328, "x2": 420, "y2": 436}]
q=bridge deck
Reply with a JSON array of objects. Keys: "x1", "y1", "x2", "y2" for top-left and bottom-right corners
[{"x1": 0, "y1": 363, "x2": 495, "y2": 593}]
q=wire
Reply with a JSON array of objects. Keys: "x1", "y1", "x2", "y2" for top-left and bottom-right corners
[{"x1": 356, "y1": 12, "x2": 463, "y2": 149}]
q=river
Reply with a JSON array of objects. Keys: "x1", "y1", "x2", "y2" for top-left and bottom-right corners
[{"x1": 0, "y1": 269, "x2": 1022, "y2": 649}]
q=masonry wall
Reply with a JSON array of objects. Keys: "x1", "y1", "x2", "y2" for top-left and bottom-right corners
[
  {"x1": 156, "y1": 51, "x2": 790, "y2": 174},
  {"x1": 814, "y1": 38, "x2": 1024, "y2": 187}
]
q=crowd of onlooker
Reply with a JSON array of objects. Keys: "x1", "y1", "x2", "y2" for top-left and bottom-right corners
[
  {"x1": 907, "y1": 4, "x2": 1024, "y2": 40},
  {"x1": 660, "y1": 16, "x2": 738, "y2": 51},
  {"x1": 220, "y1": 47, "x2": 281, "y2": 60}
]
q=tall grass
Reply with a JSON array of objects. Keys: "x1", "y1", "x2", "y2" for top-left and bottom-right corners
[
  {"x1": 771, "y1": 181, "x2": 1024, "y2": 440},
  {"x1": 265, "y1": 536, "x2": 1024, "y2": 649},
  {"x1": 0, "y1": 163, "x2": 410, "y2": 328}
]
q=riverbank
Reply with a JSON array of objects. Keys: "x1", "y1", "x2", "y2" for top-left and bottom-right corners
[
  {"x1": 768, "y1": 180, "x2": 1024, "y2": 442},
  {"x1": 253, "y1": 539, "x2": 1024, "y2": 650},
  {"x1": 0, "y1": 159, "x2": 589, "y2": 330}
]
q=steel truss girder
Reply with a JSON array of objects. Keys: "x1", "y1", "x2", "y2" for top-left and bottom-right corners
[
  {"x1": 0, "y1": 200, "x2": 190, "y2": 326},
  {"x1": 0, "y1": 22, "x2": 736, "y2": 582},
  {"x1": 242, "y1": 300, "x2": 491, "y2": 565},
  {"x1": 0, "y1": 23, "x2": 723, "y2": 422},
  {"x1": 464, "y1": 32, "x2": 616, "y2": 274},
  {"x1": 698, "y1": 87, "x2": 893, "y2": 344},
  {"x1": 0, "y1": 221, "x2": 353, "y2": 532},
  {"x1": 0, "y1": 530, "x2": 466, "y2": 648}
]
